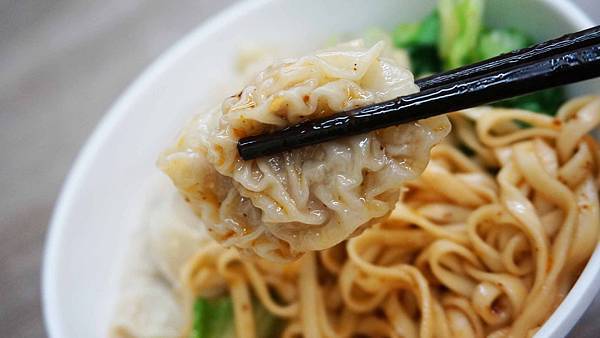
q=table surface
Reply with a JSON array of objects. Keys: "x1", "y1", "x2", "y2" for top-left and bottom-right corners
[{"x1": 1, "y1": 0, "x2": 599, "y2": 337}]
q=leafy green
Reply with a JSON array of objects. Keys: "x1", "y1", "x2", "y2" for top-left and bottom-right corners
[
  {"x1": 438, "y1": 0, "x2": 484, "y2": 69},
  {"x1": 391, "y1": 0, "x2": 567, "y2": 115},
  {"x1": 408, "y1": 45, "x2": 443, "y2": 77},
  {"x1": 392, "y1": 11, "x2": 442, "y2": 77},
  {"x1": 474, "y1": 28, "x2": 532, "y2": 61},
  {"x1": 440, "y1": 0, "x2": 565, "y2": 115},
  {"x1": 191, "y1": 297, "x2": 236, "y2": 338},
  {"x1": 190, "y1": 296, "x2": 283, "y2": 338}
]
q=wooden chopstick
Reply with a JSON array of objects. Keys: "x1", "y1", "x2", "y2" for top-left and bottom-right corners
[{"x1": 238, "y1": 27, "x2": 600, "y2": 160}]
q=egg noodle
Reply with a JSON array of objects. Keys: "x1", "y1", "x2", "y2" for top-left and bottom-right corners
[{"x1": 181, "y1": 97, "x2": 600, "y2": 338}]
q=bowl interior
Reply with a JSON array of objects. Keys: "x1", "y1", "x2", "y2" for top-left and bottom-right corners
[{"x1": 43, "y1": 0, "x2": 598, "y2": 337}]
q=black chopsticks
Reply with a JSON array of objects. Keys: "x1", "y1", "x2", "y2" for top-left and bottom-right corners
[{"x1": 238, "y1": 25, "x2": 600, "y2": 160}]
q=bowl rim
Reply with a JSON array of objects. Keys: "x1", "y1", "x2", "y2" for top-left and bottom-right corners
[
  {"x1": 42, "y1": 0, "x2": 597, "y2": 337},
  {"x1": 42, "y1": 0, "x2": 275, "y2": 336}
]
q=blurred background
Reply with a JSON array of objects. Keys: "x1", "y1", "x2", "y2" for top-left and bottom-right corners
[{"x1": 0, "y1": 0, "x2": 599, "y2": 337}]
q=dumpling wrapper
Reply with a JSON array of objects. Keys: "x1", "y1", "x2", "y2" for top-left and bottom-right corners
[
  {"x1": 110, "y1": 186, "x2": 206, "y2": 338},
  {"x1": 159, "y1": 40, "x2": 450, "y2": 261}
]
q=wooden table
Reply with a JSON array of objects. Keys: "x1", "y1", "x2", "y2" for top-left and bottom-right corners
[{"x1": 0, "y1": 0, "x2": 598, "y2": 336}]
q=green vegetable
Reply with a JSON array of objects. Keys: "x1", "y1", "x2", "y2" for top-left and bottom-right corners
[
  {"x1": 408, "y1": 45, "x2": 443, "y2": 77},
  {"x1": 474, "y1": 28, "x2": 532, "y2": 61},
  {"x1": 438, "y1": 0, "x2": 484, "y2": 69},
  {"x1": 436, "y1": 0, "x2": 565, "y2": 115},
  {"x1": 191, "y1": 297, "x2": 236, "y2": 338},
  {"x1": 392, "y1": 0, "x2": 567, "y2": 116},
  {"x1": 392, "y1": 11, "x2": 442, "y2": 77},
  {"x1": 191, "y1": 296, "x2": 283, "y2": 338}
]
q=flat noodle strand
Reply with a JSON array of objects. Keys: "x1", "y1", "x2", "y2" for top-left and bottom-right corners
[{"x1": 179, "y1": 97, "x2": 600, "y2": 338}]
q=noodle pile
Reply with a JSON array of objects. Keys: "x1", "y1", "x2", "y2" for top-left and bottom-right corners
[{"x1": 181, "y1": 97, "x2": 600, "y2": 338}]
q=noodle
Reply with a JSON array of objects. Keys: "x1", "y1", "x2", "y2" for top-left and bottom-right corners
[{"x1": 180, "y1": 97, "x2": 600, "y2": 338}]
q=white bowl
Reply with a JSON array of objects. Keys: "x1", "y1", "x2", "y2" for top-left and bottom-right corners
[{"x1": 43, "y1": 0, "x2": 600, "y2": 337}]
